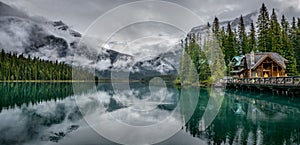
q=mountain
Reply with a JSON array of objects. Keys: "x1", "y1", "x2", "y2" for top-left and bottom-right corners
[
  {"x1": 190, "y1": 11, "x2": 258, "y2": 35},
  {"x1": 0, "y1": 2, "x2": 180, "y2": 80}
]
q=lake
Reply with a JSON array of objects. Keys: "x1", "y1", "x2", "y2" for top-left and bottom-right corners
[{"x1": 0, "y1": 82, "x2": 299, "y2": 145}]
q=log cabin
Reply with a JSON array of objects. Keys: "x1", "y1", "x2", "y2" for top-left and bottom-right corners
[{"x1": 229, "y1": 51, "x2": 288, "y2": 78}]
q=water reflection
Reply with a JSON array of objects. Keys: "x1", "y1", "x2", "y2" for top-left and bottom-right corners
[
  {"x1": 185, "y1": 89, "x2": 300, "y2": 145},
  {"x1": 74, "y1": 82, "x2": 187, "y2": 145},
  {"x1": 0, "y1": 82, "x2": 299, "y2": 145},
  {"x1": 0, "y1": 82, "x2": 73, "y2": 112}
]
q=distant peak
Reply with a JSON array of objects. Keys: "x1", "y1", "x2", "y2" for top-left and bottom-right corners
[{"x1": 190, "y1": 11, "x2": 258, "y2": 34}]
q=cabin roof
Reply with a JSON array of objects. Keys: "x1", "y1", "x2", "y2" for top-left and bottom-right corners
[
  {"x1": 230, "y1": 55, "x2": 245, "y2": 67},
  {"x1": 245, "y1": 52, "x2": 288, "y2": 70}
]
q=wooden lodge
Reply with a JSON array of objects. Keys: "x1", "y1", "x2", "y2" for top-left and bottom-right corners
[{"x1": 229, "y1": 51, "x2": 288, "y2": 78}]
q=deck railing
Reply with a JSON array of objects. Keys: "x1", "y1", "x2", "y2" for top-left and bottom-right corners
[{"x1": 223, "y1": 76, "x2": 300, "y2": 87}]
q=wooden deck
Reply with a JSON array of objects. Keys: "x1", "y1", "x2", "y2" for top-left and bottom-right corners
[
  {"x1": 224, "y1": 76, "x2": 300, "y2": 87},
  {"x1": 222, "y1": 76, "x2": 300, "y2": 95}
]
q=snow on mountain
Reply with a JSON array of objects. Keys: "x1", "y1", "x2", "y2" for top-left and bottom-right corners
[
  {"x1": 0, "y1": 16, "x2": 78, "y2": 62},
  {"x1": 131, "y1": 47, "x2": 180, "y2": 78},
  {"x1": 0, "y1": 1, "x2": 181, "y2": 80}
]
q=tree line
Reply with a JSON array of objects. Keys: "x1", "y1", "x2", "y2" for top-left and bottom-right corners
[
  {"x1": 0, "y1": 49, "x2": 94, "y2": 80},
  {"x1": 178, "y1": 32, "x2": 225, "y2": 85},
  {"x1": 178, "y1": 3, "x2": 300, "y2": 85},
  {"x1": 213, "y1": 3, "x2": 300, "y2": 75}
]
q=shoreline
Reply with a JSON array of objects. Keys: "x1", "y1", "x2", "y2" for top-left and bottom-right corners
[
  {"x1": 0, "y1": 80, "x2": 146, "y2": 83},
  {"x1": 0, "y1": 80, "x2": 213, "y2": 87}
]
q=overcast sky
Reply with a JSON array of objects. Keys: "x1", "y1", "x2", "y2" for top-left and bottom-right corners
[
  {"x1": 1, "y1": 0, "x2": 300, "y2": 56},
  {"x1": 2, "y1": 0, "x2": 300, "y2": 33}
]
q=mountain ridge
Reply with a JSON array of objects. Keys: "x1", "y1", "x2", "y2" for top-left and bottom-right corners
[
  {"x1": 190, "y1": 11, "x2": 258, "y2": 35},
  {"x1": 0, "y1": 1, "x2": 180, "y2": 80}
]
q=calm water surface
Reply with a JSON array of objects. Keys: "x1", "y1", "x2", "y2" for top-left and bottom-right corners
[{"x1": 0, "y1": 82, "x2": 299, "y2": 145}]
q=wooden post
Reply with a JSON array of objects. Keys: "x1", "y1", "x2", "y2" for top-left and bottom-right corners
[
  {"x1": 249, "y1": 69, "x2": 251, "y2": 78},
  {"x1": 271, "y1": 62, "x2": 273, "y2": 77}
]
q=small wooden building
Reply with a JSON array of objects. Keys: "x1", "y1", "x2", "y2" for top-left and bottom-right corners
[{"x1": 229, "y1": 51, "x2": 288, "y2": 78}]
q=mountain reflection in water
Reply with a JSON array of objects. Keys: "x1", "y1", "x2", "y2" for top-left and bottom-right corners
[{"x1": 0, "y1": 82, "x2": 299, "y2": 145}]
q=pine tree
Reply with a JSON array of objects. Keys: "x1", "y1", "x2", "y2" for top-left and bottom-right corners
[
  {"x1": 281, "y1": 15, "x2": 290, "y2": 33},
  {"x1": 179, "y1": 50, "x2": 189, "y2": 84},
  {"x1": 290, "y1": 17, "x2": 299, "y2": 73},
  {"x1": 224, "y1": 22, "x2": 237, "y2": 65},
  {"x1": 248, "y1": 22, "x2": 257, "y2": 52},
  {"x1": 207, "y1": 22, "x2": 211, "y2": 28},
  {"x1": 204, "y1": 33, "x2": 225, "y2": 83},
  {"x1": 212, "y1": 17, "x2": 220, "y2": 40},
  {"x1": 257, "y1": 3, "x2": 271, "y2": 52},
  {"x1": 238, "y1": 15, "x2": 249, "y2": 54},
  {"x1": 270, "y1": 9, "x2": 283, "y2": 54},
  {"x1": 220, "y1": 27, "x2": 227, "y2": 54},
  {"x1": 0, "y1": 49, "x2": 94, "y2": 81},
  {"x1": 292, "y1": 17, "x2": 297, "y2": 32},
  {"x1": 198, "y1": 47, "x2": 210, "y2": 82},
  {"x1": 188, "y1": 34, "x2": 200, "y2": 73},
  {"x1": 281, "y1": 15, "x2": 298, "y2": 75},
  {"x1": 296, "y1": 18, "x2": 300, "y2": 72},
  {"x1": 234, "y1": 29, "x2": 239, "y2": 54},
  {"x1": 290, "y1": 17, "x2": 297, "y2": 51},
  {"x1": 179, "y1": 34, "x2": 208, "y2": 84}
]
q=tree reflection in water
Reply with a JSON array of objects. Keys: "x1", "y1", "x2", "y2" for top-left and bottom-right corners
[
  {"x1": 185, "y1": 88, "x2": 300, "y2": 145},
  {"x1": 0, "y1": 82, "x2": 299, "y2": 145}
]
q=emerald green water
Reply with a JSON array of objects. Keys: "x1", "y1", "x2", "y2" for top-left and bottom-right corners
[{"x1": 0, "y1": 82, "x2": 299, "y2": 145}]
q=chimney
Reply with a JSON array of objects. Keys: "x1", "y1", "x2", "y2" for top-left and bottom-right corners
[{"x1": 250, "y1": 51, "x2": 255, "y2": 66}]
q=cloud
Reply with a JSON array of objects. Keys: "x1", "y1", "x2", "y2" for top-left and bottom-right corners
[
  {"x1": 2, "y1": 0, "x2": 300, "y2": 60},
  {"x1": 165, "y1": 0, "x2": 300, "y2": 22},
  {"x1": 2, "y1": 0, "x2": 300, "y2": 33},
  {"x1": 1, "y1": 0, "x2": 139, "y2": 33},
  {"x1": 101, "y1": 22, "x2": 184, "y2": 59}
]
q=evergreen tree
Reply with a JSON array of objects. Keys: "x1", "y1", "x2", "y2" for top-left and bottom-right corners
[
  {"x1": 281, "y1": 15, "x2": 290, "y2": 33},
  {"x1": 248, "y1": 22, "x2": 257, "y2": 52},
  {"x1": 180, "y1": 34, "x2": 202, "y2": 84},
  {"x1": 296, "y1": 18, "x2": 300, "y2": 72},
  {"x1": 204, "y1": 33, "x2": 226, "y2": 83},
  {"x1": 291, "y1": 17, "x2": 300, "y2": 72},
  {"x1": 270, "y1": 9, "x2": 283, "y2": 54},
  {"x1": 179, "y1": 50, "x2": 189, "y2": 84},
  {"x1": 212, "y1": 17, "x2": 220, "y2": 40},
  {"x1": 281, "y1": 15, "x2": 298, "y2": 75},
  {"x1": 207, "y1": 22, "x2": 211, "y2": 28},
  {"x1": 257, "y1": 3, "x2": 271, "y2": 52},
  {"x1": 198, "y1": 46, "x2": 210, "y2": 82},
  {"x1": 291, "y1": 17, "x2": 297, "y2": 33},
  {"x1": 290, "y1": 17, "x2": 297, "y2": 50},
  {"x1": 188, "y1": 34, "x2": 201, "y2": 72},
  {"x1": 0, "y1": 50, "x2": 94, "y2": 81},
  {"x1": 224, "y1": 22, "x2": 237, "y2": 65},
  {"x1": 238, "y1": 15, "x2": 249, "y2": 54},
  {"x1": 220, "y1": 27, "x2": 227, "y2": 54},
  {"x1": 234, "y1": 29, "x2": 239, "y2": 54}
]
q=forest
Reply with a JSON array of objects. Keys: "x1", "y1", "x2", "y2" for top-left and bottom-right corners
[
  {"x1": 179, "y1": 3, "x2": 300, "y2": 85},
  {"x1": 0, "y1": 49, "x2": 93, "y2": 81}
]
